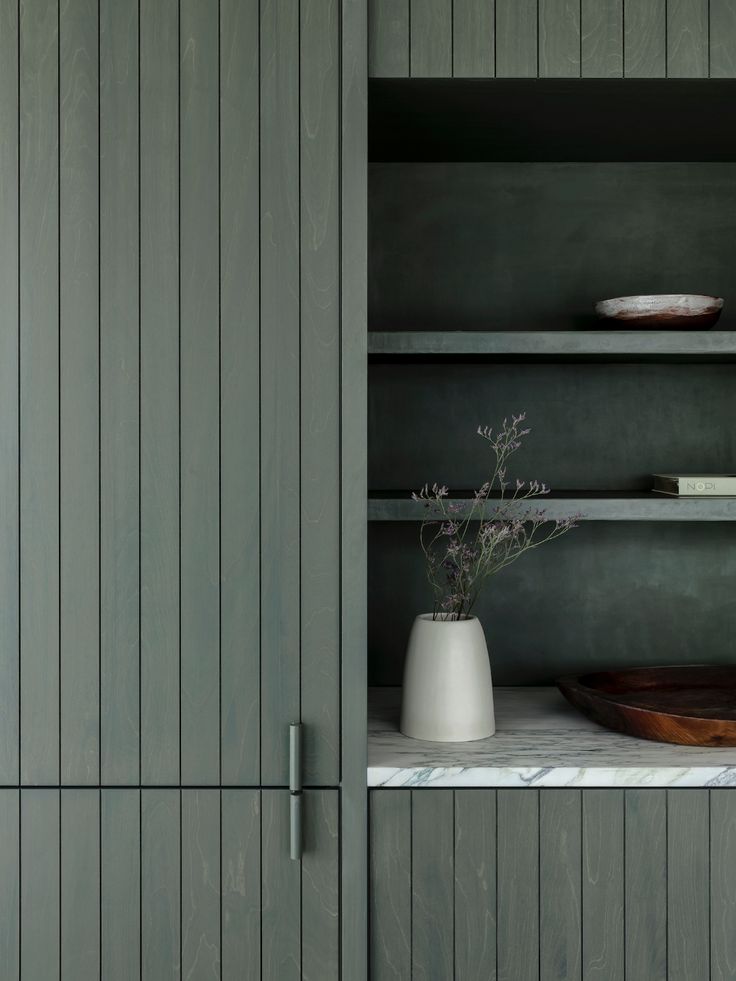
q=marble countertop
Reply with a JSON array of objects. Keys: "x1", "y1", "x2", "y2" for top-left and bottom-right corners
[{"x1": 368, "y1": 687, "x2": 736, "y2": 788}]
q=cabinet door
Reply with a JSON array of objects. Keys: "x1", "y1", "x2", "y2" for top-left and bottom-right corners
[
  {"x1": 0, "y1": 788, "x2": 339, "y2": 981},
  {"x1": 370, "y1": 788, "x2": 736, "y2": 981}
]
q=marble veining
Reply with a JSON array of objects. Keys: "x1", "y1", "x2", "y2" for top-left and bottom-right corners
[{"x1": 368, "y1": 687, "x2": 736, "y2": 788}]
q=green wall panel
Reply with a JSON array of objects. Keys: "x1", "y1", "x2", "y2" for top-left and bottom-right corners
[
  {"x1": 581, "y1": 0, "x2": 623, "y2": 76},
  {"x1": 711, "y1": 0, "x2": 736, "y2": 76},
  {"x1": 370, "y1": 0, "x2": 410, "y2": 77},
  {"x1": 60, "y1": 0, "x2": 99, "y2": 787},
  {"x1": 668, "y1": 0, "x2": 709, "y2": 77},
  {"x1": 496, "y1": 0, "x2": 538, "y2": 77},
  {"x1": 0, "y1": 791, "x2": 19, "y2": 979},
  {"x1": 539, "y1": 0, "x2": 581, "y2": 77},
  {"x1": 61, "y1": 790, "x2": 100, "y2": 980},
  {"x1": 582, "y1": 790, "x2": 624, "y2": 978},
  {"x1": 453, "y1": 0, "x2": 495, "y2": 77},
  {"x1": 21, "y1": 790, "x2": 60, "y2": 981},
  {"x1": 410, "y1": 0, "x2": 452, "y2": 77},
  {"x1": 102, "y1": 790, "x2": 141, "y2": 981}
]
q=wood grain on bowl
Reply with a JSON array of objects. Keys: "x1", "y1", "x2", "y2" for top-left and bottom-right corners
[
  {"x1": 558, "y1": 665, "x2": 736, "y2": 746},
  {"x1": 595, "y1": 294, "x2": 724, "y2": 330}
]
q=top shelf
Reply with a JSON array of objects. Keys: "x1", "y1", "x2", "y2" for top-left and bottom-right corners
[{"x1": 368, "y1": 331, "x2": 736, "y2": 362}]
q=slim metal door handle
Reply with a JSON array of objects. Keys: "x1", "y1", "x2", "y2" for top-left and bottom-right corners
[{"x1": 289, "y1": 723, "x2": 303, "y2": 860}]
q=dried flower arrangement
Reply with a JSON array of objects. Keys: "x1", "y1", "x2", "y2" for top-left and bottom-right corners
[{"x1": 413, "y1": 413, "x2": 582, "y2": 621}]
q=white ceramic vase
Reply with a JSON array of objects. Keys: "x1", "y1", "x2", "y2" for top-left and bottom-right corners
[{"x1": 400, "y1": 614, "x2": 495, "y2": 742}]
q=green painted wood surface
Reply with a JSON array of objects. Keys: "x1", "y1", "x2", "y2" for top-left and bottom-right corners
[
  {"x1": 581, "y1": 0, "x2": 623, "y2": 76},
  {"x1": 301, "y1": 0, "x2": 341, "y2": 787},
  {"x1": 260, "y1": 0, "x2": 301, "y2": 786},
  {"x1": 219, "y1": 0, "x2": 261, "y2": 787},
  {"x1": 625, "y1": 790, "x2": 667, "y2": 980},
  {"x1": 100, "y1": 0, "x2": 140, "y2": 785},
  {"x1": 540, "y1": 790, "x2": 582, "y2": 979},
  {"x1": 0, "y1": 791, "x2": 19, "y2": 979},
  {"x1": 410, "y1": 0, "x2": 452, "y2": 77},
  {"x1": 539, "y1": 0, "x2": 581, "y2": 77},
  {"x1": 61, "y1": 791, "x2": 100, "y2": 980},
  {"x1": 668, "y1": 790, "x2": 710, "y2": 980},
  {"x1": 711, "y1": 791, "x2": 736, "y2": 979},
  {"x1": 261, "y1": 791, "x2": 301, "y2": 981},
  {"x1": 139, "y1": 0, "x2": 180, "y2": 786},
  {"x1": 341, "y1": 0, "x2": 369, "y2": 974},
  {"x1": 19, "y1": 0, "x2": 60, "y2": 787},
  {"x1": 180, "y1": 0, "x2": 220, "y2": 786},
  {"x1": 0, "y1": 0, "x2": 19, "y2": 786},
  {"x1": 624, "y1": 0, "x2": 666, "y2": 76},
  {"x1": 496, "y1": 0, "x2": 538, "y2": 77},
  {"x1": 497, "y1": 790, "x2": 539, "y2": 981},
  {"x1": 412, "y1": 789, "x2": 454, "y2": 979},
  {"x1": 102, "y1": 790, "x2": 141, "y2": 981},
  {"x1": 302, "y1": 791, "x2": 340, "y2": 981},
  {"x1": 582, "y1": 790, "x2": 624, "y2": 979},
  {"x1": 369, "y1": 0, "x2": 410, "y2": 76},
  {"x1": 21, "y1": 790, "x2": 59, "y2": 980},
  {"x1": 370, "y1": 791, "x2": 411, "y2": 980},
  {"x1": 453, "y1": 0, "x2": 495, "y2": 77},
  {"x1": 710, "y1": 0, "x2": 736, "y2": 76},
  {"x1": 60, "y1": 0, "x2": 99, "y2": 787},
  {"x1": 668, "y1": 0, "x2": 708, "y2": 77},
  {"x1": 181, "y1": 790, "x2": 221, "y2": 977},
  {"x1": 454, "y1": 790, "x2": 496, "y2": 981},
  {"x1": 141, "y1": 790, "x2": 180, "y2": 981},
  {"x1": 221, "y1": 790, "x2": 261, "y2": 981}
]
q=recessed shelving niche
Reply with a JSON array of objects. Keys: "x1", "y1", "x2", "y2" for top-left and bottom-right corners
[{"x1": 367, "y1": 77, "x2": 736, "y2": 687}]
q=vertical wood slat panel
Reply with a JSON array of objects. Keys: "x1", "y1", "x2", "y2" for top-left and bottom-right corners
[
  {"x1": 582, "y1": 789, "x2": 624, "y2": 980},
  {"x1": 711, "y1": 791, "x2": 736, "y2": 979},
  {"x1": 369, "y1": 0, "x2": 410, "y2": 77},
  {"x1": 140, "y1": 0, "x2": 180, "y2": 786},
  {"x1": 497, "y1": 789, "x2": 539, "y2": 981},
  {"x1": 262, "y1": 791, "x2": 301, "y2": 981},
  {"x1": 454, "y1": 790, "x2": 496, "y2": 981},
  {"x1": 412, "y1": 789, "x2": 454, "y2": 980},
  {"x1": 102, "y1": 790, "x2": 141, "y2": 981},
  {"x1": 61, "y1": 790, "x2": 100, "y2": 980},
  {"x1": 100, "y1": 0, "x2": 140, "y2": 785},
  {"x1": 302, "y1": 791, "x2": 340, "y2": 981},
  {"x1": 60, "y1": 0, "x2": 99, "y2": 787},
  {"x1": 21, "y1": 790, "x2": 60, "y2": 981},
  {"x1": 181, "y1": 790, "x2": 221, "y2": 978},
  {"x1": 625, "y1": 790, "x2": 667, "y2": 981},
  {"x1": 539, "y1": 0, "x2": 581, "y2": 77},
  {"x1": 369, "y1": 790, "x2": 411, "y2": 981},
  {"x1": 410, "y1": 0, "x2": 453, "y2": 76},
  {"x1": 0, "y1": 791, "x2": 19, "y2": 980},
  {"x1": 300, "y1": 0, "x2": 340, "y2": 786},
  {"x1": 668, "y1": 790, "x2": 710, "y2": 981},
  {"x1": 496, "y1": 0, "x2": 538, "y2": 77},
  {"x1": 141, "y1": 789, "x2": 180, "y2": 981},
  {"x1": 710, "y1": 0, "x2": 736, "y2": 76},
  {"x1": 540, "y1": 790, "x2": 582, "y2": 980},
  {"x1": 0, "y1": 0, "x2": 19, "y2": 786},
  {"x1": 581, "y1": 0, "x2": 623, "y2": 76},
  {"x1": 19, "y1": 0, "x2": 60, "y2": 786},
  {"x1": 260, "y1": 0, "x2": 301, "y2": 786},
  {"x1": 624, "y1": 0, "x2": 667, "y2": 76},
  {"x1": 179, "y1": 0, "x2": 220, "y2": 786},
  {"x1": 221, "y1": 790, "x2": 261, "y2": 981},
  {"x1": 453, "y1": 0, "x2": 495, "y2": 77},
  {"x1": 667, "y1": 0, "x2": 708, "y2": 76},
  {"x1": 219, "y1": 0, "x2": 260, "y2": 787}
]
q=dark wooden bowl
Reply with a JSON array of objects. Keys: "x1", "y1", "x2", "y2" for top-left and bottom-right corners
[{"x1": 557, "y1": 665, "x2": 736, "y2": 746}]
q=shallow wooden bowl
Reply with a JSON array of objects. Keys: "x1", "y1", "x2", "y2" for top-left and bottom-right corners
[
  {"x1": 595, "y1": 294, "x2": 724, "y2": 330},
  {"x1": 557, "y1": 665, "x2": 736, "y2": 746}
]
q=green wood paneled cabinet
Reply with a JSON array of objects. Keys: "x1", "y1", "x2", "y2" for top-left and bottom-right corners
[
  {"x1": 369, "y1": 0, "x2": 736, "y2": 77},
  {"x1": 370, "y1": 788, "x2": 736, "y2": 980},
  {"x1": 0, "y1": 0, "x2": 366, "y2": 976}
]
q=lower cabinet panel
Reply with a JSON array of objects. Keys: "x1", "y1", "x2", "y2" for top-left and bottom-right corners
[
  {"x1": 370, "y1": 788, "x2": 736, "y2": 981},
  {"x1": 0, "y1": 788, "x2": 339, "y2": 981}
]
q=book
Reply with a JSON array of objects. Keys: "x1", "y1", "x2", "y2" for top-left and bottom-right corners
[{"x1": 653, "y1": 474, "x2": 736, "y2": 496}]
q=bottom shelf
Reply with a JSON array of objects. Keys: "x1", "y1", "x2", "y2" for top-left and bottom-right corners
[{"x1": 367, "y1": 687, "x2": 736, "y2": 788}]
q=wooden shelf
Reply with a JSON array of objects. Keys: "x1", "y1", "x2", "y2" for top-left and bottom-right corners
[
  {"x1": 368, "y1": 491, "x2": 736, "y2": 522},
  {"x1": 368, "y1": 331, "x2": 736, "y2": 361}
]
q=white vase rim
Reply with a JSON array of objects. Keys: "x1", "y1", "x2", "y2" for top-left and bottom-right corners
[{"x1": 416, "y1": 613, "x2": 479, "y2": 624}]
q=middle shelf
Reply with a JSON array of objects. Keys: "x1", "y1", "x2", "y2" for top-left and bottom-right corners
[{"x1": 368, "y1": 491, "x2": 736, "y2": 522}]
